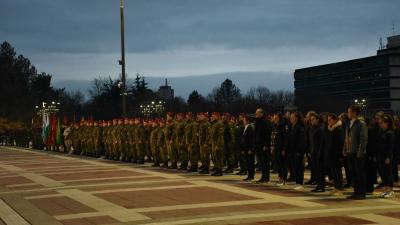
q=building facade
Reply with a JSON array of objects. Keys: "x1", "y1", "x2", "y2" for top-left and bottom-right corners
[{"x1": 294, "y1": 35, "x2": 400, "y2": 114}]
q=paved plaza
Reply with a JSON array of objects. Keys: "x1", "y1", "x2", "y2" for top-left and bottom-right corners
[{"x1": 0, "y1": 146, "x2": 399, "y2": 225}]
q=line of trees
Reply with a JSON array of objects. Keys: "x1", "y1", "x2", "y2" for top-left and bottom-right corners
[{"x1": 0, "y1": 41, "x2": 294, "y2": 137}]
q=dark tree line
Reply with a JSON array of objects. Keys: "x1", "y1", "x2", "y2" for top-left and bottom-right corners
[
  {"x1": 0, "y1": 40, "x2": 294, "y2": 132},
  {"x1": 0, "y1": 41, "x2": 83, "y2": 124}
]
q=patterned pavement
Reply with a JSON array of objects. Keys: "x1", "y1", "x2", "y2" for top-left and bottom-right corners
[{"x1": 0, "y1": 146, "x2": 399, "y2": 225}]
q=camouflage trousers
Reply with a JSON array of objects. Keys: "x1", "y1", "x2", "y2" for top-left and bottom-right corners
[{"x1": 200, "y1": 144, "x2": 210, "y2": 168}]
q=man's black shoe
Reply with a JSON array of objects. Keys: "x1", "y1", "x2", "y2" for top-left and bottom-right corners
[
  {"x1": 199, "y1": 169, "x2": 210, "y2": 174},
  {"x1": 256, "y1": 178, "x2": 269, "y2": 183},
  {"x1": 305, "y1": 180, "x2": 316, "y2": 185},
  {"x1": 223, "y1": 168, "x2": 234, "y2": 174},
  {"x1": 347, "y1": 195, "x2": 366, "y2": 200},
  {"x1": 211, "y1": 170, "x2": 223, "y2": 176},
  {"x1": 311, "y1": 188, "x2": 325, "y2": 193},
  {"x1": 243, "y1": 177, "x2": 254, "y2": 181},
  {"x1": 168, "y1": 163, "x2": 178, "y2": 169},
  {"x1": 343, "y1": 183, "x2": 352, "y2": 188}
]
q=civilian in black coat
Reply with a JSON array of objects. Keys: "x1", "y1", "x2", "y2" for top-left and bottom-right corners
[
  {"x1": 272, "y1": 113, "x2": 288, "y2": 184},
  {"x1": 365, "y1": 114, "x2": 381, "y2": 193},
  {"x1": 254, "y1": 108, "x2": 273, "y2": 183},
  {"x1": 236, "y1": 114, "x2": 247, "y2": 175},
  {"x1": 393, "y1": 117, "x2": 400, "y2": 184},
  {"x1": 324, "y1": 113, "x2": 345, "y2": 193},
  {"x1": 309, "y1": 113, "x2": 326, "y2": 192},
  {"x1": 242, "y1": 115, "x2": 255, "y2": 181},
  {"x1": 288, "y1": 112, "x2": 306, "y2": 188},
  {"x1": 377, "y1": 114, "x2": 396, "y2": 197}
]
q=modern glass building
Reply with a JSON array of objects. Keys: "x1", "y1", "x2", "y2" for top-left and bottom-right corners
[{"x1": 294, "y1": 35, "x2": 400, "y2": 114}]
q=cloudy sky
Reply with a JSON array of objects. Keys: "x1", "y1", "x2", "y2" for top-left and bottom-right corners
[{"x1": 1, "y1": 0, "x2": 399, "y2": 82}]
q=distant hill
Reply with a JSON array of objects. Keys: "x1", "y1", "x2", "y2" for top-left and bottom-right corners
[{"x1": 53, "y1": 72, "x2": 293, "y2": 100}]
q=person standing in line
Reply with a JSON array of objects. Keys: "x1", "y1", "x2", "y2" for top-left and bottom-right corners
[
  {"x1": 254, "y1": 108, "x2": 273, "y2": 183},
  {"x1": 235, "y1": 114, "x2": 247, "y2": 175},
  {"x1": 242, "y1": 114, "x2": 255, "y2": 181},
  {"x1": 309, "y1": 113, "x2": 326, "y2": 192},
  {"x1": 288, "y1": 112, "x2": 306, "y2": 189},
  {"x1": 343, "y1": 105, "x2": 368, "y2": 200},
  {"x1": 324, "y1": 113, "x2": 345, "y2": 196},
  {"x1": 377, "y1": 114, "x2": 396, "y2": 198},
  {"x1": 272, "y1": 113, "x2": 288, "y2": 185}
]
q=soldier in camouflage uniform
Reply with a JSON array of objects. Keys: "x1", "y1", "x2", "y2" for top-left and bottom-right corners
[
  {"x1": 222, "y1": 113, "x2": 234, "y2": 173},
  {"x1": 157, "y1": 119, "x2": 168, "y2": 168},
  {"x1": 127, "y1": 119, "x2": 136, "y2": 163},
  {"x1": 134, "y1": 118, "x2": 146, "y2": 164},
  {"x1": 71, "y1": 123, "x2": 80, "y2": 154},
  {"x1": 92, "y1": 121, "x2": 102, "y2": 157},
  {"x1": 174, "y1": 113, "x2": 187, "y2": 170},
  {"x1": 144, "y1": 120, "x2": 153, "y2": 162},
  {"x1": 150, "y1": 120, "x2": 160, "y2": 166},
  {"x1": 165, "y1": 113, "x2": 176, "y2": 169},
  {"x1": 210, "y1": 112, "x2": 225, "y2": 176},
  {"x1": 185, "y1": 113, "x2": 200, "y2": 172},
  {"x1": 80, "y1": 121, "x2": 88, "y2": 155},
  {"x1": 109, "y1": 119, "x2": 118, "y2": 160},
  {"x1": 198, "y1": 113, "x2": 211, "y2": 174},
  {"x1": 104, "y1": 121, "x2": 112, "y2": 159},
  {"x1": 118, "y1": 118, "x2": 129, "y2": 161}
]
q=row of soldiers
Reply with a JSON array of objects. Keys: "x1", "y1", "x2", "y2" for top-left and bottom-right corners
[{"x1": 66, "y1": 112, "x2": 244, "y2": 176}]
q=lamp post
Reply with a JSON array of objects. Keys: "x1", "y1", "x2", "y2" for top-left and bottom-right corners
[
  {"x1": 354, "y1": 98, "x2": 367, "y2": 112},
  {"x1": 119, "y1": 0, "x2": 127, "y2": 118}
]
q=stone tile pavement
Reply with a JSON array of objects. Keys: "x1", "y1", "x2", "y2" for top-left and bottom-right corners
[{"x1": 0, "y1": 146, "x2": 399, "y2": 225}]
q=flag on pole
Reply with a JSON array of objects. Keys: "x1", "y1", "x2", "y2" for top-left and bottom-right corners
[
  {"x1": 49, "y1": 115, "x2": 57, "y2": 146},
  {"x1": 56, "y1": 118, "x2": 62, "y2": 146},
  {"x1": 41, "y1": 113, "x2": 50, "y2": 144}
]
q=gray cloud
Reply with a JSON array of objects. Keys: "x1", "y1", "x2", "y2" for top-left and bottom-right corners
[
  {"x1": 0, "y1": 0, "x2": 399, "y2": 90},
  {"x1": 1, "y1": 0, "x2": 399, "y2": 54}
]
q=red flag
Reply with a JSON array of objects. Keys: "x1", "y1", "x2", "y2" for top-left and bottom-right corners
[{"x1": 49, "y1": 115, "x2": 57, "y2": 146}]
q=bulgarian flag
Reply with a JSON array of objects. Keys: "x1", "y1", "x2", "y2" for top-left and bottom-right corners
[{"x1": 41, "y1": 113, "x2": 50, "y2": 144}]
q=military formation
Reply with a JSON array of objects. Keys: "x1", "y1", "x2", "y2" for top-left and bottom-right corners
[
  {"x1": 65, "y1": 112, "x2": 242, "y2": 176},
  {"x1": 58, "y1": 105, "x2": 400, "y2": 199}
]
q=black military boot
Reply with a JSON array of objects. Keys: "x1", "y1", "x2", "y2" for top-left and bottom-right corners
[
  {"x1": 223, "y1": 167, "x2": 234, "y2": 174},
  {"x1": 179, "y1": 162, "x2": 188, "y2": 170},
  {"x1": 152, "y1": 161, "x2": 160, "y2": 167},
  {"x1": 162, "y1": 161, "x2": 169, "y2": 168},
  {"x1": 199, "y1": 168, "x2": 210, "y2": 174},
  {"x1": 211, "y1": 169, "x2": 223, "y2": 176},
  {"x1": 168, "y1": 162, "x2": 178, "y2": 169},
  {"x1": 137, "y1": 157, "x2": 145, "y2": 164},
  {"x1": 187, "y1": 166, "x2": 198, "y2": 173}
]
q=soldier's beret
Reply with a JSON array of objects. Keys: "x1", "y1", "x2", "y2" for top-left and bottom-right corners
[{"x1": 212, "y1": 112, "x2": 220, "y2": 117}]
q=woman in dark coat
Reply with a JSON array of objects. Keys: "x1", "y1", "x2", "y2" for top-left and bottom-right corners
[
  {"x1": 242, "y1": 115, "x2": 255, "y2": 181},
  {"x1": 324, "y1": 113, "x2": 345, "y2": 194},
  {"x1": 288, "y1": 112, "x2": 306, "y2": 189},
  {"x1": 272, "y1": 113, "x2": 288, "y2": 185},
  {"x1": 309, "y1": 113, "x2": 326, "y2": 192},
  {"x1": 377, "y1": 114, "x2": 396, "y2": 198}
]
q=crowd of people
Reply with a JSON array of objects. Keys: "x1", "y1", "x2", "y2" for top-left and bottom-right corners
[{"x1": 58, "y1": 105, "x2": 399, "y2": 200}]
